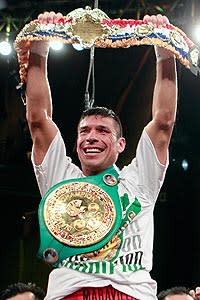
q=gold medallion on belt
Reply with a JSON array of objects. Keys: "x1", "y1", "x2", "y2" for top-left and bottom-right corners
[{"x1": 43, "y1": 181, "x2": 116, "y2": 247}]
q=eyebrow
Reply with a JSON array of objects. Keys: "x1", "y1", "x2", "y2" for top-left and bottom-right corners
[{"x1": 79, "y1": 125, "x2": 111, "y2": 131}]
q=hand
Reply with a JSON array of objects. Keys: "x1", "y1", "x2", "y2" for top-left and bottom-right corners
[
  {"x1": 30, "y1": 11, "x2": 64, "y2": 57},
  {"x1": 37, "y1": 11, "x2": 64, "y2": 24},
  {"x1": 143, "y1": 14, "x2": 174, "y2": 61},
  {"x1": 143, "y1": 14, "x2": 170, "y2": 28},
  {"x1": 190, "y1": 287, "x2": 200, "y2": 300}
]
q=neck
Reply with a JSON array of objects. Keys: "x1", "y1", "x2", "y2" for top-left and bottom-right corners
[{"x1": 82, "y1": 165, "x2": 114, "y2": 176}]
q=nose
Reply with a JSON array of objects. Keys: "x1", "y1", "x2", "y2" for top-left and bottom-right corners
[{"x1": 86, "y1": 129, "x2": 98, "y2": 142}]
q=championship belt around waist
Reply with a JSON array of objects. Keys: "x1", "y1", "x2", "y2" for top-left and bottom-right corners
[
  {"x1": 14, "y1": 6, "x2": 200, "y2": 86},
  {"x1": 38, "y1": 166, "x2": 122, "y2": 267}
]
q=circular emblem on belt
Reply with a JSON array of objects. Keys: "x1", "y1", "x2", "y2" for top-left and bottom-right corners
[
  {"x1": 103, "y1": 174, "x2": 118, "y2": 186},
  {"x1": 134, "y1": 23, "x2": 154, "y2": 37},
  {"x1": 169, "y1": 30, "x2": 186, "y2": 50},
  {"x1": 43, "y1": 248, "x2": 58, "y2": 264},
  {"x1": 43, "y1": 182, "x2": 116, "y2": 247}
]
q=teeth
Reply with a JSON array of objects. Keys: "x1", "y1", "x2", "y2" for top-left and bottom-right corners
[{"x1": 85, "y1": 148, "x2": 101, "y2": 153}]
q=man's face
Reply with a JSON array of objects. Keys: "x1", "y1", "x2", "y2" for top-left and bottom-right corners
[
  {"x1": 7, "y1": 291, "x2": 36, "y2": 300},
  {"x1": 76, "y1": 115, "x2": 126, "y2": 176},
  {"x1": 165, "y1": 294, "x2": 194, "y2": 300}
]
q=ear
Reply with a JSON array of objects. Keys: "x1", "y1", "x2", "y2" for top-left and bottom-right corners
[{"x1": 117, "y1": 137, "x2": 126, "y2": 153}]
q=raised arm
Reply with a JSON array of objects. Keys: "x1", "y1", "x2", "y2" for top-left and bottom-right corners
[
  {"x1": 25, "y1": 12, "x2": 63, "y2": 165},
  {"x1": 144, "y1": 14, "x2": 177, "y2": 165}
]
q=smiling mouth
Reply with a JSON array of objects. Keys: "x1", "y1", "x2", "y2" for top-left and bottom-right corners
[{"x1": 84, "y1": 148, "x2": 103, "y2": 154}]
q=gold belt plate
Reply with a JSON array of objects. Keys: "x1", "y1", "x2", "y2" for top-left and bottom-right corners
[{"x1": 43, "y1": 181, "x2": 116, "y2": 247}]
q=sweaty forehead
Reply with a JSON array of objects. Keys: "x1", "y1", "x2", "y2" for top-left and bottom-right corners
[
  {"x1": 165, "y1": 295, "x2": 194, "y2": 300},
  {"x1": 79, "y1": 115, "x2": 115, "y2": 127},
  {"x1": 7, "y1": 292, "x2": 36, "y2": 300}
]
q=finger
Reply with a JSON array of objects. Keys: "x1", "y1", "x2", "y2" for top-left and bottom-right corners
[
  {"x1": 156, "y1": 14, "x2": 165, "y2": 28},
  {"x1": 143, "y1": 14, "x2": 151, "y2": 23},
  {"x1": 143, "y1": 14, "x2": 170, "y2": 28},
  {"x1": 37, "y1": 11, "x2": 50, "y2": 24},
  {"x1": 189, "y1": 290, "x2": 195, "y2": 297},
  {"x1": 156, "y1": 14, "x2": 170, "y2": 28},
  {"x1": 37, "y1": 13, "x2": 44, "y2": 23},
  {"x1": 47, "y1": 11, "x2": 56, "y2": 24},
  {"x1": 162, "y1": 15, "x2": 170, "y2": 25},
  {"x1": 196, "y1": 287, "x2": 200, "y2": 298},
  {"x1": 54, "y1": 12, "x2": 64, "y2": 23},
  {"x1": 143, "y1": 14, "x2": 156, "y2": 25},
  {"x1": 148, "y1": 15, "x2": 158, "y2": 26}
]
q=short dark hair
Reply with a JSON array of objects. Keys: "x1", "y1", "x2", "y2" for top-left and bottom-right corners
[
  {"x1": 157, "y1": 286, "x2": 191, "y2": 300},
  {"x1": 79, "y1": 106, "x2": 123, "y2": 138},
  {"x1": 0, "y1": 282, "x2": 45, "y2": 300}
]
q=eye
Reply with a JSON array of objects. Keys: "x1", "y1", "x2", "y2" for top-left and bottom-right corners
[
  {"x1": 99, "y1": 127, "x2": 109, "y2": 133},
  {"x1": 79, "y1": 128, "x2": 88, "y2": 135}
]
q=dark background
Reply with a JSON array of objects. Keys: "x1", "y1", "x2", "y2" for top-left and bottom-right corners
[{"x1": 0, "y1": 0, "x2": 200, "y2": 294}]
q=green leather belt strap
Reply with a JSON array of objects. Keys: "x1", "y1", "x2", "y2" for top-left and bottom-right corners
[{"x1": 38, "y1": 166, "x2": 122, "y2": 267}]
